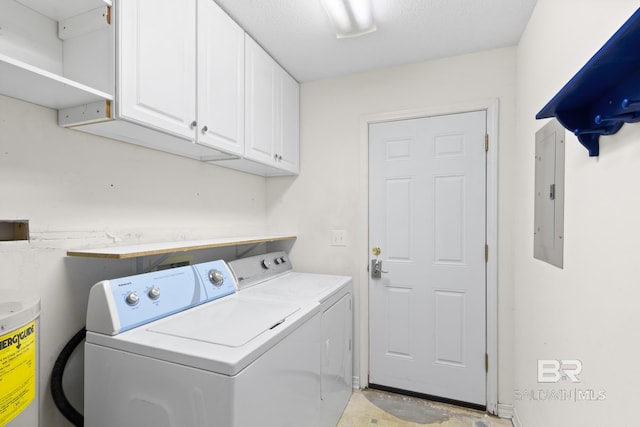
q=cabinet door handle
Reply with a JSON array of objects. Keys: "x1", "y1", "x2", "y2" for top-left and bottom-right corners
[
  {"x1": 190, "y1": 120, "x2": 197, "y2": 129},
  {"x1": 201, "y1": 126, "x2": 208, "y2": 133}
]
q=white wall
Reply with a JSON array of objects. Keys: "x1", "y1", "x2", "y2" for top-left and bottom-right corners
[
  {"x1": 513, "y1": 1, "x2": 640, "y2": 426},
  {"x1": 0, "y1": 95, "x2": 268, "y2": 426},
  {"x1": 267, "y1": 47, "x2": 517, "y2": 406}
]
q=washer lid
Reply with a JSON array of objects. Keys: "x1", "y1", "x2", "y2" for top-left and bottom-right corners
[{"x1": 147, "y1": 297, "x2": 299, "y2": 348}]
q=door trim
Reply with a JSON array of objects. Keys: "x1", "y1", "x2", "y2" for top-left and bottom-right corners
[{"x1": 358, "y1": 99, "x2": 499, "y2": 414}]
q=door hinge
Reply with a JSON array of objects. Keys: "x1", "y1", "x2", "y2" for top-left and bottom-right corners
[
  {"x1": 485, "y1": 244, "x2": 489, "y2": 263},
  {"x1": 485, "y1": 134, "x2": 489, "y2": 152},
  {"x1": 485, "y1": 353, "x2": 489, "y2": 372}
]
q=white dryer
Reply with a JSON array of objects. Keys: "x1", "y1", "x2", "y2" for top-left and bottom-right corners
[
  {"x1": 84, "y1": 259, "x2": 322, "y2": 427},
  {"x1": 228, "y1": 252, "x2": 353, "y2": 427}
]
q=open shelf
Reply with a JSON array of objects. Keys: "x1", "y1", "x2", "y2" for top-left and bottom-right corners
[
  {"x1": 15, "y1": 0, "x2": 111, "y2": 21},
  {"x1": 67, "y1": 235, "x2": 297, "y2": 259},
  {"x1": 536, "y1": 7, "x2": 640, "y2": 157},
  {"x1": 1, "y1": 0, "x2": 113, "y2": 110},
  {"x1": 0, "y1": 54, "x2": 113, "y2": 109}
]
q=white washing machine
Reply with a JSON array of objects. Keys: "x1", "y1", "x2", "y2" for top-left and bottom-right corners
[
  {"x1": 84, "y1": 259, "x2": 323, "y2": 427},
  {"x1": 228, "y1": 251, "x2": 353, "y2": 427}
]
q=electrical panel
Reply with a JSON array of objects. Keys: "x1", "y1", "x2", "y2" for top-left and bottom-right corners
[{"x1": 534, "y1": 119, "x2": 565, "y2": 268}]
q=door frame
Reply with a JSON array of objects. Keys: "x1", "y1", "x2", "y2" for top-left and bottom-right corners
[{"x1": 357, "y1": 99, "x2": 499, "y2": 414}]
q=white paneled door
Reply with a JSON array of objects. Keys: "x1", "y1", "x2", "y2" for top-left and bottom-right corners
[{"x1": 368, "y1": 111, "x2": 487, "y2": 406}]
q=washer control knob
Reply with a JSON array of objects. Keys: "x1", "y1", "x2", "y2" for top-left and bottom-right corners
[
  {"x1": 279, "y1": 256, "x2": 286, "y2": 264},
  {"x1": 261, "y1": 259, "x2": 272, "y2": 269},
  {"x1": 274, "y1": 257, "x2": 282, "y2": 265},
  {"x1": 147, "y1": 287, "x2": 160, "y2": 300},
  {"x1": 125, "y1": 292, "x2": 140, "y2": 306},
  {"x1": 208, "y1": 269, "x2": 224, "y2": 286}
]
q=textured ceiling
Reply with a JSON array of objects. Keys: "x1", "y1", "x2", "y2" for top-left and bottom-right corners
[{"x1": 214, "y1": 0, "x2": 538, "y2": 82}]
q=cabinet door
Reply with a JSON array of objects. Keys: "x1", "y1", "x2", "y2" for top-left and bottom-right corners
[
  {"x1": 277, "y1": 68, "x2": 300, "y2": 174},
  {"x1": 197, "y1": 0, "x2": 244, "y2": 156},
  {"x1": 118, "y1": 0, "x2": 196, "y2": 140},
  {"x1": 245, "y1": 35, "x2": 277, "y2": 166}
]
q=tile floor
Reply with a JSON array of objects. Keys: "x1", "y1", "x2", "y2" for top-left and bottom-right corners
[{"x1": 337, "y1": 389, "x2": 513, "y2": 427}]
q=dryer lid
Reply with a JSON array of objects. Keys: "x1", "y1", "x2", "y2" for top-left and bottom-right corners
[
  {"x1": 242, "y1": 272, "x2": 351, "y2": 302},
  {"x1": 147, "y1": 297, "x2": 299, "y2": 348}
]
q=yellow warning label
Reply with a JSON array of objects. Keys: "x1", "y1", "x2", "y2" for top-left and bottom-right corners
[{"x1": 0, "y1": 321, "x2": 36, "y2": 427}]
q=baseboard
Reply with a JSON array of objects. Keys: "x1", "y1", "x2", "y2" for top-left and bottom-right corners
[
  {"x1": 496, "y1": 404, "x2": 518, "y2": 426},
  {"x1": 497, "y1": 403, "x2": 513, "y2": 419},
  {"x1": 511, "y1": 406, "x2": 522, "y2": 427},
  {"x1": 352, "y1": 375, "x2": 360, "y2": 390}
]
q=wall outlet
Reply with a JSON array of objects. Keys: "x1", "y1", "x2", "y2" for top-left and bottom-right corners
[{"x1": 331, "y1": 230, "x2": 347, "y2": 247}]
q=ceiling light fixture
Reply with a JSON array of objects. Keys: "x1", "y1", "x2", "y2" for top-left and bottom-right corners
[{"x1": 320, "y1": 0, "x2": 376, "y2": 39}]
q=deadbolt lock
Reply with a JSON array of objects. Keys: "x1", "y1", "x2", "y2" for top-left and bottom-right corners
[{"x1": 372, "y1": 246, "x2": 381, "y2": 256}]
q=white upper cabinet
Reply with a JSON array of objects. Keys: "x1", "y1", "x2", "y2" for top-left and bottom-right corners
[
  {"x1": 279, "y1": 67, "x2": 301, "y2": 174},
  {"x1": 118, "y1": 0, "x2": 196, "y2": 140},
  {"x1": 2, "y1": 0, "x2": 298, "y2": 175},
  {"x1": 245, "y1": 36, "x2": 277, "y2": 167},
  {"x1": 117, "y1": 0, "x2": 244, "y2": 157},
  {"x1": 245, "y1": 36, "x2": 299, "y2": 175},
  {"x1": 197, "y1": 0, "x2": 245, "y2": 156}
]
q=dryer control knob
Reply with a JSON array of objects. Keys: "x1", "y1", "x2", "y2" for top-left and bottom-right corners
[
  {"x1": 208, "y1": 269, "x2": 224, "y2": 286},
  {"x1": 125, "y1": 292, "x2": 140, "y2": 306},
  {"x1": 261, "y1": 259, "x2": 272, "y2": 269},
  {"x1": 147, "y1": 287, "x2": 160, "y2": 300}
]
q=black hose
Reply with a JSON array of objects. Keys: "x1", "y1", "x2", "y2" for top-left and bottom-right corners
[{"x1": 50, "y1": 327, "x2": 86, "y2": 427}]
